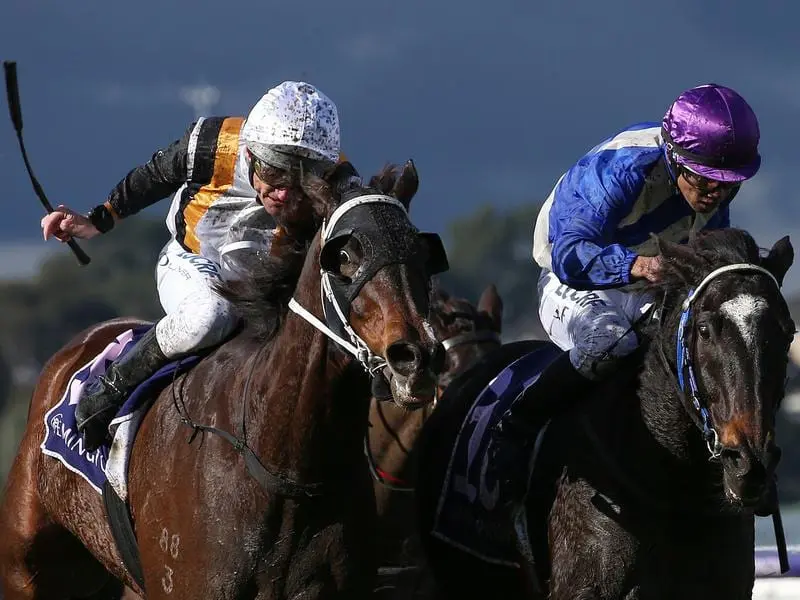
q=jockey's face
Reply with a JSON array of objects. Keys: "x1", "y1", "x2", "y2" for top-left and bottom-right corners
[
  {"x1": 677, "y1": 167, "x2": 740, "y2": 214},
  {"x1": 248, "y1": 151, "x2": 303, "y2": 220}
]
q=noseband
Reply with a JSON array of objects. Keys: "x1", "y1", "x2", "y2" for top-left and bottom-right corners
[
  {"x1": 673, "y1": 263, "x2": 780, "y2": 460},
  {"x1": 437, "y1": 315, "x2": 501, "y2": 389},
  {"x1": 441, "y1": 331, "x2": 502, "y2": 352}
]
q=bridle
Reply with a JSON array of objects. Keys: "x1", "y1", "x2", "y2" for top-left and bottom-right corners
[
  {"x1": 288, "y1": 192, "x2": 448, "y2": 389},
  {"x1": 666, "y1": 263, "x2": 781, "y2": 460},
  {"x1": 288, "y1": 194, "x2": 408, "y2": 378},
  {"x1": 578, "y1": 261, "x2": 785, "y2": 515}
]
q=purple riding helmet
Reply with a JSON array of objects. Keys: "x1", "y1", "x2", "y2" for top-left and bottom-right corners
[{"x1": 662, "y1": 83, "x2": 761, "y2": 183}]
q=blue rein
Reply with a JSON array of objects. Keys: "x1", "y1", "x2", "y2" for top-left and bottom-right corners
[{"x1": 676, "y1": 297, "x2": 722, "y2": 460}]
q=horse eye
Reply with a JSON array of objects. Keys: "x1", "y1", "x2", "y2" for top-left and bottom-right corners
[
  {"x1": 697, "y1": 323, "x2": 711, "y2": 339},
  {"x1": 339, "y1": 249, "x2": 351, "y2": 265}
]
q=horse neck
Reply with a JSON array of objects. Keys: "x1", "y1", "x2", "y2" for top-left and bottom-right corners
[
  {"x1": 245, "y1": 245, "x2": 371, "y2": 483},
  {"x1": 370, "y1": 400, "x2": 431, "y2": 479}
]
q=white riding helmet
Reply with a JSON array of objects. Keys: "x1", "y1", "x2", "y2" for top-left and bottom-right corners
[{"x1": 241, "y1": 81, "x2": 340, "y2": 167}]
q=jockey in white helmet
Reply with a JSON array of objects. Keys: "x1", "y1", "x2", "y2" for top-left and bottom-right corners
[{"x1": 41, "y1": 81, "x2": 354, "y2": 451}]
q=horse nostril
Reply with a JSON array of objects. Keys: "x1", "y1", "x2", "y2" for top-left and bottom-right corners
[
  {"x1": 386, "y1": 341, "x2": 423, "y2": 377},
  {"x1": 721, "y1": 447, "x2": 750, "y2": 476},
  {"x1": 722, "y1": 445, "x2": 772, "y2": 483}
]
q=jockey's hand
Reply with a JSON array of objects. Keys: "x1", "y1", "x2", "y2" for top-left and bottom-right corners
[
  {"x1": 41, "y1": 205, "x2": 101, "y2": 242},
  {"x1": 630, "y1": 255, "x2": 662, "y2": 283}
]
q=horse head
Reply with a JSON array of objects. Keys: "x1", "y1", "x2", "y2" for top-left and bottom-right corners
[
  {"x1": 651, "y1": 229, "x2": 795, "y2": 509},
  {"x1": 290, "y1": 159, "x2": 450, "y2": 409},
  {"x1": 429, "y1": 284, "x2": 503, "y2": 390}
]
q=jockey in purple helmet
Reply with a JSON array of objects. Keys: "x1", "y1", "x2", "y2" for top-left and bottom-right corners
[{"x1": 491, "y1": 83, "x2": 761, "y2": 493}]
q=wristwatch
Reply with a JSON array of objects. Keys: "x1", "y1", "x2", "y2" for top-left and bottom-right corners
[{"x1": 87, "y1": 204, "x2": 115, "y2": 233}]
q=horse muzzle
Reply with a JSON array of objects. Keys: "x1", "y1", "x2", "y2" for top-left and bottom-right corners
[
  {"x1": 720, "y1": 441, "x2": 782, "y2": 508},
  {"x1": 384, "y1": 340, "x2": 444, "y2": 409}
]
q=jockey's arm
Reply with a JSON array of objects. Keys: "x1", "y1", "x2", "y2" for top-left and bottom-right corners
[
  {"x1": 102, "y1": 121, "x2": 197, "y2": 221},
  {"x1": 549, "y1": 155, "x2": 644, "y2": 291}
]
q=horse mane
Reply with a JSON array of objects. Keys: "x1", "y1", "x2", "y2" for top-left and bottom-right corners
[
  {"x1": 649, "y1": 228, "x2": 763, "y2": 298},
  {"x1": 217, "y1": 162, "x2": 408, "y2": 340}
]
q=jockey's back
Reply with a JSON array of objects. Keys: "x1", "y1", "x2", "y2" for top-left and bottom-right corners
[
  {"x1": 532, "y1": 122, "x2": 732, "y2": 290},
  {"x1": 163, "y1": 116, "x2": 257, "y2": 264}
]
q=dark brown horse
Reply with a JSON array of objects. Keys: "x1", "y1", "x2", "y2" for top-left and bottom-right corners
[
  {"x1": 113, "y1": 286, "x2": 505, "y2": 600},
  {"x1": 367, "y1": 285, "x2": 503, "y2": 596},
  {"x1": 0, "y1": 162, "x2": 449, "y2": 600},
  {"x1": 416, "y1": 229, "x2": 795, "y2": 599}
]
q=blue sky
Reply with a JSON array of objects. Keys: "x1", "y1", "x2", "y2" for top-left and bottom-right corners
[{"x1": 2, "y1": 0, "x2": 800, "y2": 291}]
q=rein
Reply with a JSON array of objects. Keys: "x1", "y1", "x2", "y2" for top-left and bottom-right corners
[
  {"x1": 364, "y1": 402, "x2": 417, "y2": 493},
  {"x1": 170, "y1": 347, "x2": 327, "y2": 500}
]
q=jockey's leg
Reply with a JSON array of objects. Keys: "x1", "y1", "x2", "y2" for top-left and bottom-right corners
[
  {"x1": 76, "y1": 241, "x2": 238, "y2": 450},
  {"x1": 490, "y1": 270, "x2": 651, "y2": 499},
  {"x1": 152, "y1": 242, "x2": 238, "y2": 357}
]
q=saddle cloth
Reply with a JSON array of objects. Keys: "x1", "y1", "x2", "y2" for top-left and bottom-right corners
[
  {"x1": 41, "y1": 326, "x2": 199, "y2": 500},
  {"x1": 431, "y1": 343, "x2": 560, "y2": 566}
]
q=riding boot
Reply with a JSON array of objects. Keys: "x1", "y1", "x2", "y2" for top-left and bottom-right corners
[
  {"x1": 490, "y1": 351, "x2": 592, "y2": 502},
  {"x1": 76, "y1": 327, "x2": 170, "y2": 452}
]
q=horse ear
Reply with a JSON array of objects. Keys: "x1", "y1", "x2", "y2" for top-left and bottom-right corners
[
  {"x1": 655, "y1": 235, "x2": 696, "y2": 266},
  {"x1": 393, "y1": 159, "x2": 419, "y2": 209},
  {"x1": 477, "y1": 284, "x2": 503, "y2": 334},
  {"x1": 326, "y1": 161, "x2": 361, "y2": 200},
  {"x1": 368, "y1": 163, "x2": 395, "y2": 195},
  {"x1": 762, "y1": 235, "x2": 794, "y2": 287},
  {"x1": 652, "y1": 234, "x2": 701, "y2": 285}
]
